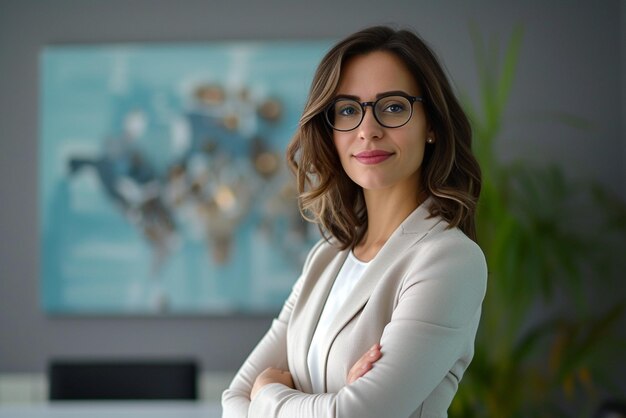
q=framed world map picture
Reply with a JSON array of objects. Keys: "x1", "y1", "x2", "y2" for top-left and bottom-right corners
[{"x1": 40, "y1": 40, "x2": 329, "y2": 315}]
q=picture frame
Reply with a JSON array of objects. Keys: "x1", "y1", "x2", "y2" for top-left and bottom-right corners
[{"x1": 39, "y1": 40, "x2": 330, "y2": 315}]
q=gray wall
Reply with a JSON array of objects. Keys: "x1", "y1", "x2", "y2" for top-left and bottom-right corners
[
  {"x1": 623, "y1": 0, "x2": 626, "y2": 198},
  {"x1": 0, "y1": 0, "x2": 624, "y2": 373}
]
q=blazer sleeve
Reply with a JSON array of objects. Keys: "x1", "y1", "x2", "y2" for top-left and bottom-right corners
[
  {"x1": 247, "y1": 234, "x2": 488, "y2": 418},
  {"x1": 221, "y1": 240, "x2": 324, "y2": 418}
]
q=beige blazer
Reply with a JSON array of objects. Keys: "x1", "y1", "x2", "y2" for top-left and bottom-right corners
[{"x1": 222, "y1": 201, "x2": 487, "y2": 418}]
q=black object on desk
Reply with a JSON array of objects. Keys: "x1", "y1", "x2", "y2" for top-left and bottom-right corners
[{"x1": 48, "y1": 359, "x2": 198, "y2": 401}]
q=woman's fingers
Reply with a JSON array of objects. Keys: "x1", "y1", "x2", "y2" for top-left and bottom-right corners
[{"x1": 347, "y1": 343, "x2": 382, "y2": 384}]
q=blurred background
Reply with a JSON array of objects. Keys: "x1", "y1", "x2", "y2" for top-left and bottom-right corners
[{"x1": 0, "y1": 0, "x2": 624, "y2": 416}]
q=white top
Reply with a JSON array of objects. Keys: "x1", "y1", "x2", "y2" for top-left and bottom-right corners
[{"x1": 307, "y1": 251, "x2": 371, "y2": 393}]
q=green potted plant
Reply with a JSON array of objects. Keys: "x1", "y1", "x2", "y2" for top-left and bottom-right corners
[{"x1": 450, "y1": 26, "x2": 626, "y2": 418}]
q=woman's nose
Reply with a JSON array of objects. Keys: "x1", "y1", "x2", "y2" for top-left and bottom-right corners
[{"x1": 357, "y1": 107, "x2": 383, "y2": 140}]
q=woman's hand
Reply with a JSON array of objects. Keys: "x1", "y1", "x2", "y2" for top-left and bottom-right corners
[
  {"x1": 250, "y1": 344, "x2": 381, "y2": 400},
  {"x1": 347, "y1": 343, "x2": 382, "y2": 384},
  {"x1": 250, "y1": 367, "x2": 294, "y2": 400}
]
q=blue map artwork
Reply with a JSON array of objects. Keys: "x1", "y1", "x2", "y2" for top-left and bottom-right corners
[{"x1": 40, "y1": 41, "x2": 330, "y2": 315}]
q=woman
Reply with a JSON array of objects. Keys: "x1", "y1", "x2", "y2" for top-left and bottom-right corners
[{"x1": 222, "y1": 25, "x2": 487, "y2": 418}]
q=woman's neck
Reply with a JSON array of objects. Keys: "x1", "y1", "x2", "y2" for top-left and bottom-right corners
[{"x1": 353, "y1": 187, "x2": 426, "y2": 262}]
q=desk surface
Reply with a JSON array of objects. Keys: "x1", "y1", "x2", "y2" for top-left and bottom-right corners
[{"x1": 0, "y1": 401, "x2": 222, "y2": 418}]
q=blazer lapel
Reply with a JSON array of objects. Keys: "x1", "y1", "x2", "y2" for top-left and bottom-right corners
[
  {"x1": 289, "y1": 246, "x2": 349, "y2": 393},
  {"x1": 318, "y1": 199, "x2": 443, "y2": 391}
]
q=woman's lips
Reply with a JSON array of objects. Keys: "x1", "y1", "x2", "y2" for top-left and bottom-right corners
[{"x1": 353, "y1": 150, "x2": 394, "y2": 165}]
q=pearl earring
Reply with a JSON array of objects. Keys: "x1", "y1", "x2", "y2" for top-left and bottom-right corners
[{"x1": 427, "y1": 137, "x2": 434, "y2": 144}]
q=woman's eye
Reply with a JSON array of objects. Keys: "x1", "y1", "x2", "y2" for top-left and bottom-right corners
[
  {"x1": 338, "y1": 105, "x2": 359, "y2": 117},
  {"x1": 384, "y1": 103, "x2": 405, "y2": 113}
]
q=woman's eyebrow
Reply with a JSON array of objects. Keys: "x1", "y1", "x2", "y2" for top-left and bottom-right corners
[
  {"x1": 376, "y1": 90, "x2": 409, "y2": 99},
  {"x1": 333, "y1": 90, "x2": 411, "y2": 101},
  {"x1": 333, "y1": 93, "x2": 360, "y2": 101}
]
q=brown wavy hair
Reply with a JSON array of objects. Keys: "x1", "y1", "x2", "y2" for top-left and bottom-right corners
[{"x1": 286, "y1": 25, "x2": 481, "y2": 248}]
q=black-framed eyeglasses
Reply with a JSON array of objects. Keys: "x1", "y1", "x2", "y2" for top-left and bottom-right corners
[{"x1": 325, "y1": 93, "x2": 423, "y2": 132}]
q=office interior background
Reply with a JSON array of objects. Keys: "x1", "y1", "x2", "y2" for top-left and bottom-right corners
[{"x1": 1, "y1": 0, "x2": 625, "y2": 416}]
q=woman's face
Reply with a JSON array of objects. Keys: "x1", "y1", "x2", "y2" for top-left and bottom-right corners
[{"x1": 332, "y1": 50, "x2": 433, "y2": 195}]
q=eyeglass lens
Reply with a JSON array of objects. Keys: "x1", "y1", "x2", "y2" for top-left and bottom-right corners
[{"x1": 327, "y1": 95, "x2": 413, "y2": 131}]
